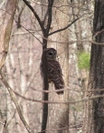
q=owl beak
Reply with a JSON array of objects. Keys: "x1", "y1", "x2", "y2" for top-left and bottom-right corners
[
  {"x1": 54, "y1": 55, "x2": 57, "y2": 60},
  {"x1": 53, "y1": 57, "x2": 56, "y2": 60},
  {"x1": 56, "y1": 55, "x2": 59, "y2": 60}
]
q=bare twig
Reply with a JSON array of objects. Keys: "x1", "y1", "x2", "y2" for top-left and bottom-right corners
[
  {"x1": 31, "y1": 87, "x2": 104, "y2": 93},
  {"x1": 91, "y1": 40, "x2": 104, "y2": 45},
  {"x1": 17, "y1": 3, "x2": 25, "y2": 28},
  {"x1": 91, "y1": 29, "x2": 104, "y2": 45},
  {"x1": 49, "y1": 17, "x2": 79, "y2": 36},
  {"x1": 93, "y1": 29, "x2": 104, "y2": 39},
  {"x1": 12, "y1": 88, "x2": 104, "y2": 105}
]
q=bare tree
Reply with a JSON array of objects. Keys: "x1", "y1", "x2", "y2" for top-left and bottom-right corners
[{"x1": 21, "y1": 0, "x2": 77, "y2": 133}]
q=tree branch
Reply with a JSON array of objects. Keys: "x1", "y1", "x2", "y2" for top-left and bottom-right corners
[
  {"x1": 49, "y1": 17, "x2": 79, "y2": 36},
  {"x1": 22, "y1": 0, "x2": 45, "y2": 33},
  {"x1": 0, "y1": 70, "x2": 34, "y2": 133},
  {"x1": 45, "y1": 0, "x2": 54, "y2": 35}
]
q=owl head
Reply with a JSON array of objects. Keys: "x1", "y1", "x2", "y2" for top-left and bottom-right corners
[{"x1": 44, "y1": 48, "x2": 57, "y2": 60}]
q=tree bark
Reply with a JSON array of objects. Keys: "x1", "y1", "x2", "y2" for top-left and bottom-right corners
[
  {"x1": 82, "y1": 0, "x2": 104, "y2": 133},
  {"x1": 0, "y1": 0, "x2": 17, "y2": 132},
  {"x1": 48, "y1": 1, "x2": 69, "y2": 133}
]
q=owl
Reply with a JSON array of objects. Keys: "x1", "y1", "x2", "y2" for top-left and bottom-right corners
[{"x1": 40, "y1": 48, "x2": 64, "y2": 94}]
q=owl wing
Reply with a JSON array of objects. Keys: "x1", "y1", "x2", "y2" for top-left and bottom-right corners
[{"x1": 48, "y1": 60, "x2": 64, "y2": 94}]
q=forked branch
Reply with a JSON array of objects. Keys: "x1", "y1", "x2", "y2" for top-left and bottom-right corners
[{"x1": 22, "y1": 0, "x2": 45, "y2": 32}]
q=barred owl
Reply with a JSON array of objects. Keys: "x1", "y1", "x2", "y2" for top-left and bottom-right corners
[{"x1": 40, "y1": 48, "x2": 64, "y2": 94}]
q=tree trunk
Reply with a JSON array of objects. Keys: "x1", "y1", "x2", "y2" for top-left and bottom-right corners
[
  {"x1": 55, "y1": 1, "x2": 69, "y2": 133},
  {"x1": 82, "y1": 0, "x2": 104, "y2": 133},
  {"x1": 0, "y1": 0, "x2": 17, "y2": 69},
  {"x1": 0, "y1": 0, "x2": 17, "y2": 132},
  {"x1": 48, "y1": 1, "x2": 69, "y2": 133}
]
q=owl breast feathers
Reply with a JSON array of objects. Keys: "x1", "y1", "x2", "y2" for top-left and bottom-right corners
[{"x1": 40, "y1": 48, "x2": 64, "y2": 94}]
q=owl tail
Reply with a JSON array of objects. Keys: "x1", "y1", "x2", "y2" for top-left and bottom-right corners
[{"x1": 53, "y1": 79, "x2": 64, "y2": 94}]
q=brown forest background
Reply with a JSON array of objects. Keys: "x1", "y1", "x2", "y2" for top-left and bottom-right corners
[{"x1": 0, "y1": 0, "x2": 94, "y2": 133}]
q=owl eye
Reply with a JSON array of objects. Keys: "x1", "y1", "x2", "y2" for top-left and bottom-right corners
[{"x1": 48, "y1": 52, "x2": 53, "y2": 55}]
